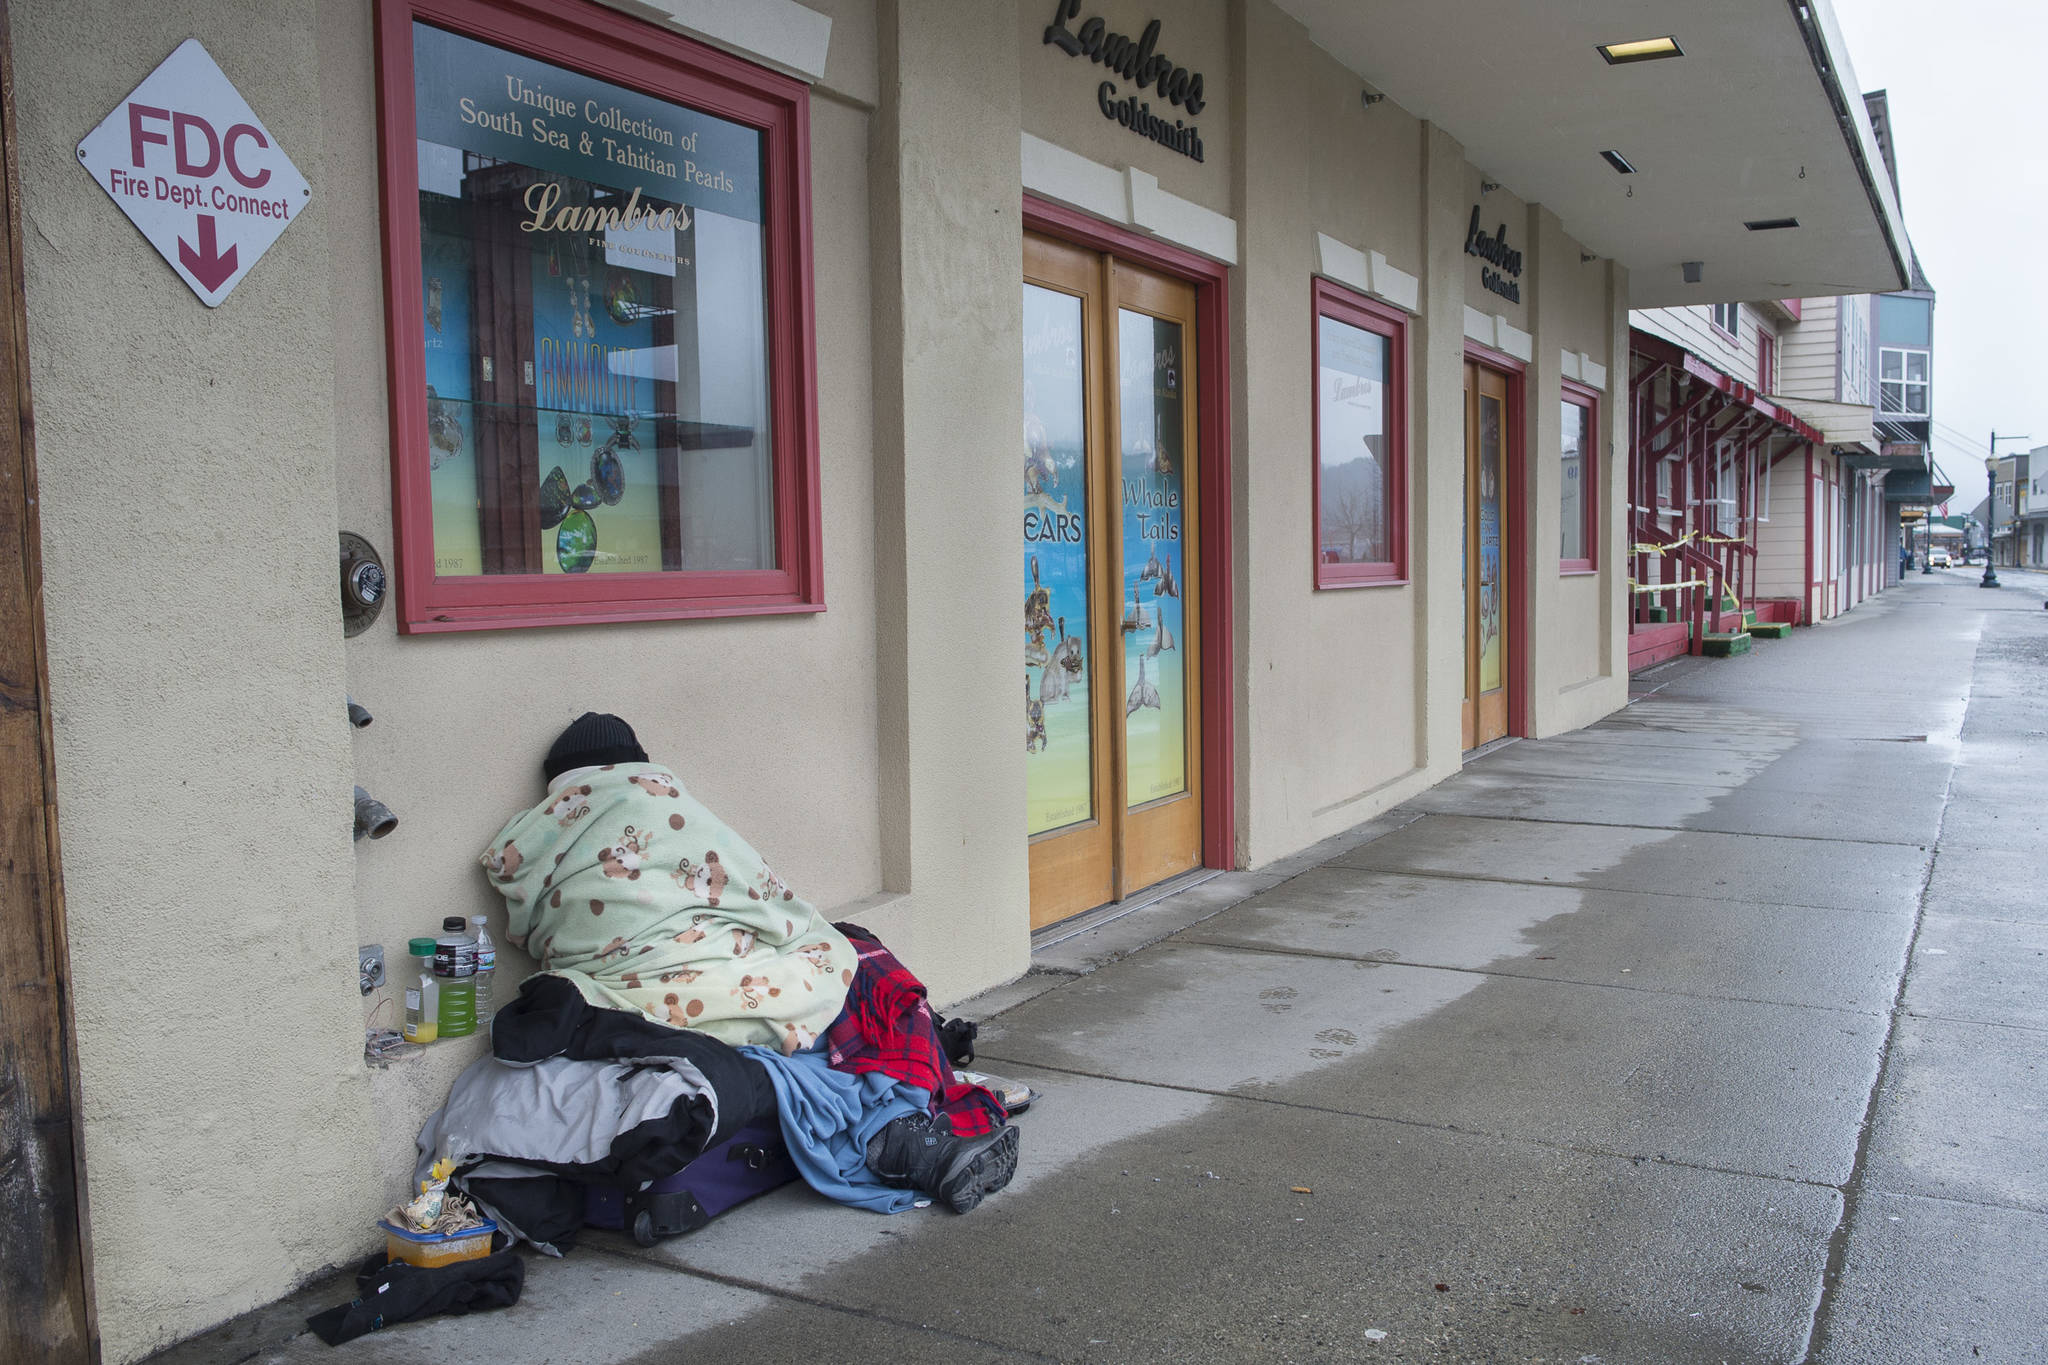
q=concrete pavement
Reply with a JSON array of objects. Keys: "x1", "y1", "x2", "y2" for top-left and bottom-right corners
[{"x1": 157, "y1": 570, "x2": 2048, "y2": 1364}]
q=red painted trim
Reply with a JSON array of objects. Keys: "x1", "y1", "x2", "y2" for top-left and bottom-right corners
[
  {"x1": 1779, "y1": 297, "x2": 1804, "y2": 321},
  {"x1": 1311, "y1": 279, "x2": 1408, "y2": 588},
  {"x1": 1628, "y1": 620, "x2": 1691, "y2": 672},
  {"x1": 1022, "y1": 196, "x2": 1238, "y2": 873},
  {"x1": 1631, "y1": 328, "x2": 1823, "y2": 443},
  {"x1": 1804, "y1": 445, "x2": 1816, "y2": 616},
  {"x1": 1505, "y1": 366, "x2": 1529, "y2": 738},
  {"x1": 1561, "y1": 377, "x2": 1600, "y2": 573},
  {"x1": 1465, "y1": 343, "x2": 1528, "y2": 738},
  {"x1": 373, "y1": 0, "x2": 823, "y2": 633},
  {"x1": 1462, "y1": 338, "x2": 1527, "y2": 375}
]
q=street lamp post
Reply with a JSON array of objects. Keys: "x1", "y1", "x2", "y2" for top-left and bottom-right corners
[{"x1": 1982, "y1": 455, "x2": 2001, "y2": 587}]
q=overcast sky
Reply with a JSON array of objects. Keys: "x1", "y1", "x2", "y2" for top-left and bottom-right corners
[{"x1": 1828, "y1": 0, "x2": 2048, "y2": 495}]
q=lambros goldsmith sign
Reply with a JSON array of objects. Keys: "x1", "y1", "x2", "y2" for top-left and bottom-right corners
[{"x1": 1043, "y1": 1, "x2": 1207, "y2": 162}]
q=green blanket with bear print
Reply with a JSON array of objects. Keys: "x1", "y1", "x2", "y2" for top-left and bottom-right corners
[{"x1": 480, "y1": 762, "x2": 855, "y2": 1054}]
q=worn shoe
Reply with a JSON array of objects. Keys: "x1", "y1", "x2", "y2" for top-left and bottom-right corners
[{"x1": 865, "y1": 1112, "x2": 1021, "y2": 1213}]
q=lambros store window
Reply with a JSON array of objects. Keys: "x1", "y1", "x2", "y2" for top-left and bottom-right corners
[{"x1": 377, "y1": 0, "x2": 821, "y2": 631}]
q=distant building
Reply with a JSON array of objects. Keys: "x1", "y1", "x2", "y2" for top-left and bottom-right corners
[
  {"x1": 2025, "y1": 449, "x2": 2048, "y2": 566},
  {"x1": 1624, "y1": 89, "x2": 1933, "y2": 670},
  {"x1": 1993, "y1": 449, "x2": 2037, "y2": 567}
]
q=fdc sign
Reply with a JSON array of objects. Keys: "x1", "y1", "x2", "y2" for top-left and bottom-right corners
[{"x1": 77, "y1": 39, "x2": 312, "y2": 308}]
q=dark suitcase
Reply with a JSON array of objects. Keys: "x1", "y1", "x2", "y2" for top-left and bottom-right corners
[{"x1": 584, "y1": 1121, "x2": 798, "y2": 1246}]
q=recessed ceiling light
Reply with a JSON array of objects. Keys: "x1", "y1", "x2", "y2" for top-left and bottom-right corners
[
  {"x1": 1744, "y1": 217, "x2": 1800, "y2": 231},
  {"x1": 1598, "y1": 36, "x2": 1684, "y2": 64},
  {"x1": 1600, "y1": 150, "x2": 1637, "y2": 174}
]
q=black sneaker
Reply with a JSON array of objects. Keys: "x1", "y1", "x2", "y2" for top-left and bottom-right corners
[{"x1": 865, "y1": 1113, "x2": 1022, "y2": 1213}]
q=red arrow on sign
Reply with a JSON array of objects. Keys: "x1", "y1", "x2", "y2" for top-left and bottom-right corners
[{"x1": 177, "y1": 214, "x2": 239, "y2": 292}]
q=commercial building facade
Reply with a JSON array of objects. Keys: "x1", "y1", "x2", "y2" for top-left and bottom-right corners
[
  {"x1": 2023, "y1": 448, "x2": 2047, "y2": 566},
  {"x1": 1622, "y1": 87, "x2": 1935, "y2": 667},
  {"x1": 2, "y1": 1, "x2": 1910, "y2": 1358}
]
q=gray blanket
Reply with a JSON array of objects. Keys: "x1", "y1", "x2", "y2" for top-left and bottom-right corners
[{"x1": 414, "y1": 1051, "x2": 718, "y2": 1254}]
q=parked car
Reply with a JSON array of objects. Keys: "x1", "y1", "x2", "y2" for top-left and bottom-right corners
[{"x1": 1927, "y1": 548, "x2": 1952, "y2": 568}]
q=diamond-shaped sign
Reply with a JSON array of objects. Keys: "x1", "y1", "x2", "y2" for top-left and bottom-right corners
[{"x1": 76, "y1": 39, "x2": 312, "y2": 308}]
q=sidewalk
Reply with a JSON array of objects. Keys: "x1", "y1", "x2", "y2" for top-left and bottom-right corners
[{"x1": 158, "y1": 571, "x2": 2048, "y2": 1365}]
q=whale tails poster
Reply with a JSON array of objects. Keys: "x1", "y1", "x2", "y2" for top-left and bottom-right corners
[{"x1": 1118, "y1": 309, "x2": 1187, "y2": 807}]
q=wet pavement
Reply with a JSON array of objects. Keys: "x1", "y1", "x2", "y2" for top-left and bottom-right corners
[{"x1": 158, "y1": 570, "x2": 2048, "y2": 1364}]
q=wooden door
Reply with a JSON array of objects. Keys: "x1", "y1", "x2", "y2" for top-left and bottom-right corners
[
  {"x1": 1462, "y1": 362, "x2": 1510, "y2": 749},
  {"x1": 1024, "y1": 235, "x2": 1201, "y2": 929},
  {"x1": 0, "y1": 2, "x2": 98, "y2": 1355}
]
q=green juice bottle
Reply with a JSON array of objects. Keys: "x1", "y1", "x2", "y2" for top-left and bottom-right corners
[
  {"x1": 402, "y1": 938, "x2": 439, "y2": 1044},
  {"x1": 433, "y1": 916, "x2": 477, "y2": 1039}
]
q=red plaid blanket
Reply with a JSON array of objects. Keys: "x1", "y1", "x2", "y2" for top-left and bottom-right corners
[{"x1": 825, "y1": 923, "x2": 1005, "y2": 1138}]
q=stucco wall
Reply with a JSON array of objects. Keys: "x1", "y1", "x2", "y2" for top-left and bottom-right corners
[
  {"x1": 1462, "y1": 176, "x2": 1530, "y2": 340},
  {"x1": 868, "y1": 0, "x2": 1032, "y2": 997},
  {"x1": 316, "y1": 0, "x2": 897, "y2": 1206},
  {"x1": 1234, "y1": 0, "x2": 1432, "y2": 866},
  {"x1": 13, "y1": 3, "x2": 380, "y2": 1360},
  {"x1": 23, "y1": 0, "x2": 901, "y2": 1354},
  {"x1": 1523, "y1": 206, "x2": 1608, "y2": 733}
]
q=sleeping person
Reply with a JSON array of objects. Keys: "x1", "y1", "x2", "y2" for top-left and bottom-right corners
[{"x1": 468, "y1": 712, "x2": 1019, "y2": 1221}]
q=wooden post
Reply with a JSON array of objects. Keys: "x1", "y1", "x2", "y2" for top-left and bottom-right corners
[{"x1": 0, "y1": 2, "x2": 98, "y2": 1358}]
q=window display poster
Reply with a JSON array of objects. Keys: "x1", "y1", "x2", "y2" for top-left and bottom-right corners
[
  {"x1": 1477, "y1": 392, "x2": 1504, "y2": 693},
  {"x1": 410, "y1": 22, "x2": 771, "y2": 577},
  {"x1": 1317, "y1": 316, "x2": 1389, "y2": 563},
  {"x1": 412, "y1": 23, "x2": 761, "y2": 223},
  {"x1": 1023, "y1": 286, "x2": 1093, "y2": 837},
  {"x1": 1119, "y1": 310, "x2": 1188, "y2": 808},
  {"x1": 528, "y1": 236, "x2": 665, "y2": 574},
  {"x1": 421, "y1": 197, "x2": 482, "y2": 576}
]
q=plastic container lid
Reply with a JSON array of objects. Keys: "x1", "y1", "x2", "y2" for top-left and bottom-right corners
[
  {"x1": 441, "y1": 916, "x2": 468, "y2": 934},
  {"x1": 408, "y1": 937, "x2": 437, "y2": 958},
  {"x1": 378, "y1": 1217, "x2": 497, "y2": 1244}
]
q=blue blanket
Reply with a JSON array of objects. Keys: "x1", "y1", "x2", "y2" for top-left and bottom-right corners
[{"x1": 738, "y1": 1044, "x2": 928, "y2": 1212}]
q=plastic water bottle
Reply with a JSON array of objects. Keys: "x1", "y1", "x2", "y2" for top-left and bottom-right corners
[
  {"x1": 471, "y1": 915, "x2": 497, "y2": 1033},
  {"x1": 433, "y1": 917, "x2": 477, "y2": 1038}
]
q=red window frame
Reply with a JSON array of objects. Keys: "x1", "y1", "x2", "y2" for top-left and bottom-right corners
[
  {"x1": 1311, "y1": 278, "x2": 1409, "y2": 588},
  {"x1": 1757, "y1": 330, "x2": 1777, "y2": 393},
  {"x1": 373, "y1": 0, "x2": 823, "y2": 633},
  {"x1": 1560, "y1": 380, "x2": 1599, "y2": 574}
]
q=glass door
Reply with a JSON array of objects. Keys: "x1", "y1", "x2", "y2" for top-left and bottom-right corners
[
  {"x1": 1463, "y1": 361, "x2": 1510, "y2": 750},
  {"x1": 1023, "y1": 235, "x2": 1114, "y2": 921},
  {"x1": 1024, "y1": 236, "x2": 1202, "y2": 929}
]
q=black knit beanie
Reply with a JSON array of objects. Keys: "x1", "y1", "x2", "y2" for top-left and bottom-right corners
[{"x1": 543, "y1": 712, "x2": 647, "y2": 783}]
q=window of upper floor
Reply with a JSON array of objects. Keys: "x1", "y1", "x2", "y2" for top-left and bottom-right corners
[
  {"x1": 1879, "y1": 347, "x2": 1930, "y2": 417},
  {"x1": 1710, "y1": 302, "x2": 1740, "y2": 339},
  {"x1": 1876, "y1": 294, "x2": 1932, "y2": 349}
]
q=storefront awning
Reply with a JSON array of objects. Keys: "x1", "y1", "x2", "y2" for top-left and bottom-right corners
[
  {"x1": 1844, "y1": 451, "x2": 1930, "y2": 474},
  {"x1": 1632, "y1": 329, "x2": 1823, "y2": 445},
  {"x1": 1273, "y1": 0, "x2": 1910, "y2": 306}
]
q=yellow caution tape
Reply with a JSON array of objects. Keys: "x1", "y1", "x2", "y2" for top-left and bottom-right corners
[{"x1": 1631, "y1": 529, "x2": 1699, "y2": 556}]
